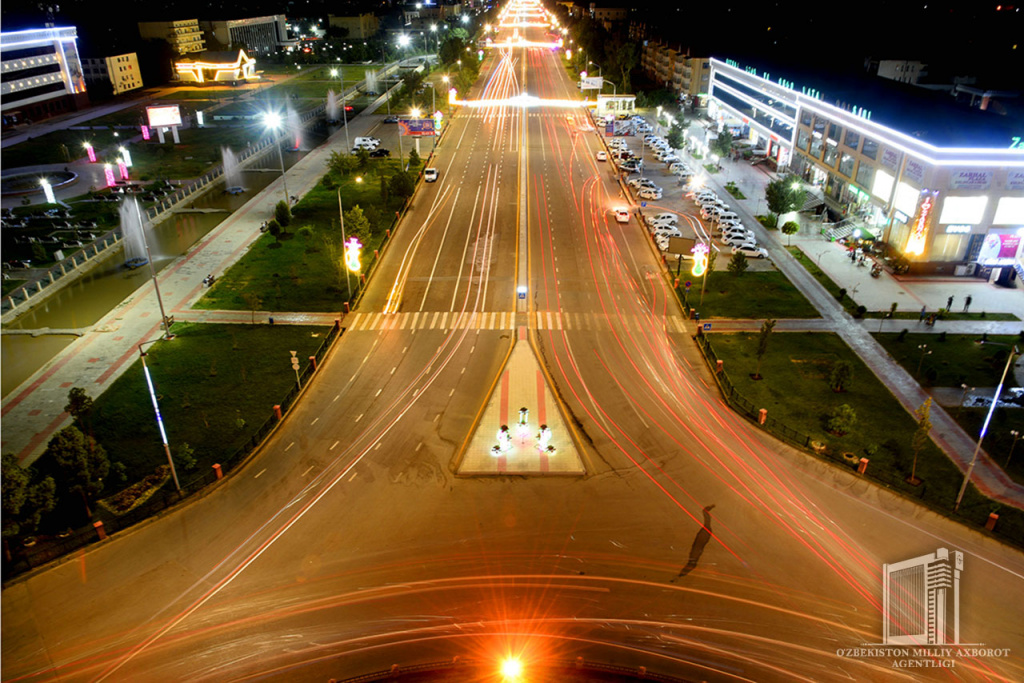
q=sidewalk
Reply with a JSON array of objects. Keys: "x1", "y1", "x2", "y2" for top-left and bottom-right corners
[
  {"x1": 673, "y1": 120, "x2": 1024, "y2": 509},
  {"x1": 1, "y1": 112, "x2": 382, "y2": 467}
]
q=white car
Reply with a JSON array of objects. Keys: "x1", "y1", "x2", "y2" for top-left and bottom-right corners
[
  {"x1": 651, "y1": 212, "x2": 678, "y2": 224},
  {"x1": 596, "y1": 150, "x2": 607, "y2": 161},
  {"x1": 714, "y1": 211, "x2": 741, "y2": 224},
  {"x1": 638, "y1": 187, "x2": 663, "y2": 200},
  {"x1": 721, "y1": 228, "x2": 755, "y2": 242},
  {"x1": 655, "y1": 238, "x2": 670, "y2": 251},
  {"x1": 628, "y1": 177, "x2": 657, "y2": 189},
  {"x1": 424, "y1": 168, "x2": 438, "y2": 182},
  {"x1": 662, "y1": 155, "x2": 681, "y2": 165},
  {"x1": 669, "y1": 162, "x2": 690, "y2": 173},
  {"x1": 731, "y1": 244, "x2": 769, "y2": 259},
  {"x1": 690, "y1": 190, "x2": 717, "y2": 200},
  {"x1": 614, "y1": 208, "x2": 631, "y2": 223},
  {"x1": 650, "y1": 220, "x2": 680, "y2": 232},
  {"x1": 653, "y1": 227, "x2": 682, "y2": 239},
  {"x1": 644, "y1": 134, "x2": 660, "y2": 142},
  {"x1": 723, "y1": 233, "x2": 757, "y2": 248}
]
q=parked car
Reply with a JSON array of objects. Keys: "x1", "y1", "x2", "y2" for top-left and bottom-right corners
[
  {"x1": 723, "y1": 233, "x2": 757, "y2": 248},
  {"x1": 714, "y1": 211, "x2": 741, "y2": 224},
  {"x1": 424, "y1": 168, "x2": 439, "y2": 182},
  {"x1": 638, "y1": 187, "x2": 663, "y2": 200},
  {"x1": 596, "y1": 150, "x2": 607, "y2": 161},
  {"x1": 628, "y1": 177, "x2": 658, "y2": 189},
  {"x1": 653, "y1": 227, "x2": 682, "y2": 239},
  {"x1": 651, "y1": 212, "x2": 678, "y2": 224},
  {"x1": 649, "y1": 219, "x2": 679, "y2": 231},
  {"x1": 662, "y1": 155, "x2": 681, "y2": 165},
  {"x1": 620, "y1": 161, "x2": 643, "y2": 173},
  {"x1": 383, "y1": 115, "x2": 399, "y2": 123},
  {"x1": 369, "y1": 148, "x2": 391, "y2": 158},
  {"x1": 731, "y1": 244, "x2": 769, "y2": 259}
]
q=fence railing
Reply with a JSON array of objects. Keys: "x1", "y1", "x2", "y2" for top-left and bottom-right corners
[{"x1": 3, "y1": 319, "x2": 343, "y2": 580}]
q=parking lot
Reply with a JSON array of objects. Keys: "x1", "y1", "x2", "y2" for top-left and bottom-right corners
[{"x1": 594, "y1": 114, "x2": 775, "y2": 273}]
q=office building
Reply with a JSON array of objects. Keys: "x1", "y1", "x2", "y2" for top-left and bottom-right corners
[
  {"x1": 138, "y1": 19, "x2": 205, "y2": 55},
  {"x1": 202, "y1": 16, "x2": 288, "y2": 55},
  {"x1": 82, "y1": 53, "x2": 143, "y2": 96},
  {"x1": 1, "y1": 26, "x2": 88, "y2": 127}
]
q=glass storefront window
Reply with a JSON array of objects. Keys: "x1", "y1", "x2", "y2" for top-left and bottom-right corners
[
  {"x1": 931, "y1": 234, "x2": 967, "y2": 262},
  {"x1": 797, "y1": 129, "x2": 810, "y2": 150},
  {"x1": 856, "y1": 163, "x2": 874, "y2": 189},
  {"x1": 809, "y1": 136, "x2": 823, "y2": 158},
  {"x1": 839, "y1": 153, "x2": 855, "y2": 177},
  {"x1": 828, "y1": 122, "x2": 841, "y2": 141},
  {"x1": 813, "y1": 116, "x2": 827, "y2": 135},
  {"x1": 844, "y1": 129, "x2": 860, "y2": 150},
  {"x1": 800, "y1": 110, "x2": 812, "y2": 126},
  {"x1": 862, "y1": 137, "x2": 878, "y2": 160},
  {"x1": 823, "y1": 143, "x2": 838, "y2": 165}
]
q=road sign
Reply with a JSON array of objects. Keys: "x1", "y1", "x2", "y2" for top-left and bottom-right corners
[
  {"x1": 641, "y1": 201, "x2": 647, "y2": 207},
  {"x1": 703, "y1": 323, "x2": 712, "y2": 331}
]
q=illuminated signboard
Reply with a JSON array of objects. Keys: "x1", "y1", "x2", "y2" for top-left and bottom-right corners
[
  {"x1": 146, "y1": 105, "x2": 182, "y2": 128},
  {"x1": 893, "y1": 210, "x2": 909, "y2": 224},
  {"x1": 945, "y1": 224, "x2": 972, "y2": 234},
  {"x1": 398, "y1": 118, "x2": 436, "y2": 137},
  {"x1": 905, "y1": 190, "x2": 938, "y2": 256}
]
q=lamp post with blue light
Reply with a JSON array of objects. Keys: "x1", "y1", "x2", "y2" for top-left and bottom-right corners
[
  {"x1": 138, "y1": 338, "x2": 182, "y2": 493},
  {"x1": 262, "y1": 112, "x2": 290, "y2": 205}
]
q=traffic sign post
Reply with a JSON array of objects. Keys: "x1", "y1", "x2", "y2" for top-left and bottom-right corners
[{"x1": 290, "y1": 350, "x2": 300, "y2": 386}]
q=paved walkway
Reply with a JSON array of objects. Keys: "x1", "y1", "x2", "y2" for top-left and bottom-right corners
[{"x1": 673, "y1": 119, "x2": 1024, "y2": 509}]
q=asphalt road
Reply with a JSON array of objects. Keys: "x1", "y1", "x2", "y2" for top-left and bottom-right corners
[{"x1": 3, "y1": 17, "x2": 1023, "y2": 683}]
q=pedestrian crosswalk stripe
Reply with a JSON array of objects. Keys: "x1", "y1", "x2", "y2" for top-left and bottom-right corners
[{"x1": 345, "y1": 311, "x2": 688, "y2": 333}]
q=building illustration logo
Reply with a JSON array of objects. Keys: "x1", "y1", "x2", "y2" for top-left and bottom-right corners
[{"x1": 882, "y1": 547, "x2": 963, "y2": 645}]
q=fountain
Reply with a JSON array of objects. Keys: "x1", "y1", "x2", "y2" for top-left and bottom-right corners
[
  {"x1": 286, "y1": 106, "x2": 303, "y2": 151},
  {"x1": 326, "y1": 89, "x2": 340, "y2": 124},
  {"x1": 365, "y1": 69, "x2": 379, "y2": 95},
  {"x1": 120, "y1": 199, "x2": 149, "y2": 270},
  {"x1": 221, "y1": 146, "x2": 245, "y2": 195}
]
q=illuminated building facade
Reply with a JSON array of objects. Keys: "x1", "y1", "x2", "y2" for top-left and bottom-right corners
[
  {"x1": 82, "y1": 53, "x2": 143, "y2": 95},
  {"x1": 201, "y1": 16, "x2": 288, "y2": 55},
  {"x1": 640, "y1": 42, "x2": 709, "y2": 103},
  {"x1": 707, "y1": 57, "x2": 1024, "y2": 281},
  {"x1": 138, "y1": 19, "x2": 206, "y2": 55},
  {"x1": 1, "y1": 27, "x2": 88, "y2": 128},
  {"x1": 174, "y1": 49, "x2": 258, "y2": 84}
]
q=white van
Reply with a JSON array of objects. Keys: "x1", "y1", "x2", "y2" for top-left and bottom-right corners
[
  {"x1": 715, "y1": 211, "x2": 740, "y2": 224},
  {"x1": 353, "y1": 137, "x2": 379, "y2": 149}
]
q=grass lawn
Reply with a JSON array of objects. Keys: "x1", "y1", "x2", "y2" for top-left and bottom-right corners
[
  {"x1": 2, "y1": 128, "x2": 114, "y2": 167},
  {"x1": 707, "y1": 331, "x2": 1024, "y2": 544},
  {"x1": 873, "y1": 332, "x2": 1021, "y2": 388},
  {"x1": 195, "y1": 162, "x2": 410, "y2": 311},
  {"x1": 684, "y1": 270, "x2": 819, "y2": 318},
  {"x1": 2, "y1": 279, "x2": 27, "y2": 296},
  {"x1": 85, "y1": 322, "x2": 330, "y2": 484},
  {"x1": 954, "y1": 409, "x2": 1024, "y2": 486},
  {"x1": 121, "y1": 126, "x2": 262, "y2": 181}
]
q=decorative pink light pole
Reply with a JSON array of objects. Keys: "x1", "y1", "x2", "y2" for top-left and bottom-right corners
[
  {"x1": 83, "y1": 142, "x2": 96, "y2": 163},
  {"x1": 103, "y1": 163, "x2": 116, "y2": 187},
  {"x1": 141, "y1": 125, "x2": 150, "y2": 141},
  {"x1": 117, "y1": 158, "x2": 129, "y2": 180}
]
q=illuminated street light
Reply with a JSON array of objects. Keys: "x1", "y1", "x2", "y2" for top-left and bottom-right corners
[
  {"x1": 83, "y1": 141, "x2": 96, "y2": 163},
  {"x1": 337, "y1": 176, "x2": 364, "y2": 301},
  {"x1": 398, "y1": 34, "x2": 411, "y2": 48},
  {"x1": 139, "y1": 338, "x2": 182, "y2": 493},
  {"x1": 118, "y1": 146, "x2": 133, "y2": 167}
]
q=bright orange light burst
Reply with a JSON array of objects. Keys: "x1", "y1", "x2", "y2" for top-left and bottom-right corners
[{"x1": 500, "y1": 657, "x2": 524, "y2": 679}]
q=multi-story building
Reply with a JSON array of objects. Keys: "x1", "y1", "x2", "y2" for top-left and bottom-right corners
[
  {"x1": 875, "y1": 59, "x2": 928, "y2": 85},
  {"x1": 327, "y1": 13, "x2": 380, "y2": 40},
  {"x1": 1, "y1": 26, "x2": 88, "y2": 127},
  {"x1": 201, "y1": 16, "x2": 288, "y2": 55},
  {"x1": 706, "y1": 57, "x2": 1024, "y2": 282},
  {"x1": 138, "y1": 19, "x2": 205, "y2": 55},
  {"x1": 589, "y1": 3, "x2": 627, "y2": 28},
  {"x1": 82, "y1": 53, "x2": 143, "y2": 96},
  {"x1": 640, "y1": 41, "x2": 709, "y2": 102}
]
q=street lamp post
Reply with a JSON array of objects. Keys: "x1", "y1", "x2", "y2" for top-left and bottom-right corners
[
  {"x1": 330, "y1": 68, "x2": 352, "y2": 151},
  {"x1": 262, "y1": 112, "x2": 290, "y2": 205},
  {"x1": 915, "y1": 344, "x2": 932, "y2": 377},
  {"x1": 955, "y1": 344, "x2": 1019, "y2": 510},
  {"x1": 1008, "y1": 430, "x2": 1021, "y2": 468},
  {"x1": 139, "y1": 339, "x2": 181, "y2": 492},
  {"x1": 337, "y1": 177, "x2": 363, "y2": 301},
  {"x1": 133, "y1": 199, "x2": 173, "y2": 339}
]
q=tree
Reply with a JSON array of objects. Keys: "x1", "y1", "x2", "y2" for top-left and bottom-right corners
[
  {"x1": 408, "y1": 147, "x2": 421, "y2": 169},
  {"x1": 356, "y1": 146, "x2": 371, "y2": 171},
  {"x1": 711, "y1": 129, "x2": 734, "y2": 159},
  {"x1": 827, "y1": 404, "x2": 857, "y2": 436},
  {"x1": 764, "y1": 177, "x2": 806, "y2": 228},
  {"x1": 45, "y1": 426, "x2": 109, "y2": 519},
  {"x1": 829, "y1": 360, "x2": 854, "y2": 392},
  {"x1": 389, "y1": 170, "x2": 416, "y2": 200},
  {"x1": 343, "y1": 205, "x2": 371, "y2": 241},
  {"x1": 667, "y1": 125, "x2": 685, "y2": 150},
  {"x1": 2, "y1": 453, "x2": 30, "y2": 538},
  {"x1": 909, "y1": 398, "x2": 932, "y2": 485},
  {"x1": 242, "y1": 292, "x2": 263, "y2": 325},
  {"x1": 439, "y1": 35, "x2": 467, "y2": 65},
  {"x1": 64, "y1": 387, "x2": 94, "y2": 428},
  {"x1": 754, "y1": 319, "x2": 776, "y2": 379},
  {"x1": 275, "y1": 200, "x2": 292, "y2": 229},
  {"x1": 328, "y1": 150, "x2": 358, "y2": 177},
  {"x1": 727, "y1": 251, "x2": 749, "y2": 276},
  {"x1": 781, "y1": 221, "x2": 800, "y2": 245},
  {"x1": 379, "y1": 172, "x2": 390, "y2": 205},
  {"x1": 267, "y1": 219, "x2": 282, "y2": 243},
  {"x1": 31, "y1": 242, "x2": 47, "y2": 263}
]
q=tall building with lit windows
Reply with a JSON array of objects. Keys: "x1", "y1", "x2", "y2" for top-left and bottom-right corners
[
  {"x1": 138, "y1": 19, "x2": 206, "y2": 56},
  {"x1": 1, "y1": 27, "x2": 89, "y2": 128},
  {"x1": 706, "y1": 58, "x2": 1024, "y2": 283}
]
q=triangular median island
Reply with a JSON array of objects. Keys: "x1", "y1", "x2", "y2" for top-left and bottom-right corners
[{"x1": 457, "y1": 326, "x2": 584, "y2": 476}]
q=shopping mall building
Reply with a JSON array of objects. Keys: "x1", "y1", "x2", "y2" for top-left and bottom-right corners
[{"x1": 705, "y1": 57, "x2": 1024, "y2": 282}]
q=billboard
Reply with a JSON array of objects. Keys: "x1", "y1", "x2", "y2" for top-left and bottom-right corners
[
  {"x1": 146, "y1": 105, "x2": 182, "y2": 128},
  {"x1": 579, "y1": 76, "x2": 603, "y2": 91},
  {"x1": 398, "y1": 118, "x2": 436, "y2": 137}
]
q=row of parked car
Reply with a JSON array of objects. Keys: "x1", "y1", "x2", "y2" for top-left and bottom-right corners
[{"x1": 687, "y1": 188, "x2": 769, "y2": 259}]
